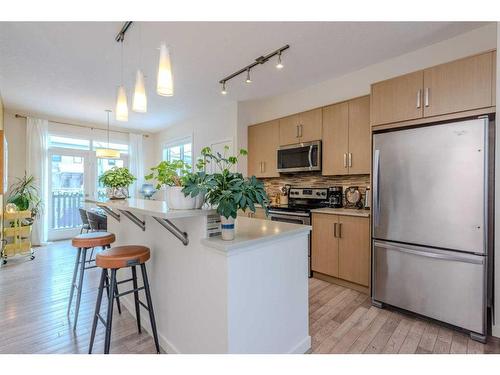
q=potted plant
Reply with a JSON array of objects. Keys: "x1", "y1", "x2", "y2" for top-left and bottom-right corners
[
  {"x1": 99, "y1": 167, "x2": 136, "y2": 199},
  {"x1": 183, "y1": 146, "x2": 269, "y2": 240},
  {"x1": 145, "y1": 160, "x2": 203, "y2": 209},
  {"x1": 7, "y1": 172, "x2": 43, "y2": 225}
]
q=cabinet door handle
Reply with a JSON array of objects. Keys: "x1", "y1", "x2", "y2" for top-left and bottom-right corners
[
  {"x1": 296, "y1": 125, "x2": 299, "y2": 138},
  {"x1": 343, "y1": 153, "x2": 347, "y2": 168},
  {"x1": 348, "y1": 153, "x2": 352, "y2": 168},
  {"x1": 416, "y1": 89, "x2": 421, "y2": 109},
  {"x1": 299, "y1": 124, "x2": 303, "y2": 138},
  {"x1": 424, "y1": 88, "x2": 430, "y2": 107},
  {"x1": 333, "y1": 223, "x2": 338, "y2": 238},
  {"x1": 262, "y1": 161, "x2": 265, "y2": 173},
  {"x1": 338, "y1": 223, "x2": 342, "y2": 238}
]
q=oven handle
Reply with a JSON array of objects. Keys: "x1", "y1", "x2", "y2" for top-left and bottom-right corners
[{"x1": 268, "y1": 210, "x2": 311, "y2": 218}]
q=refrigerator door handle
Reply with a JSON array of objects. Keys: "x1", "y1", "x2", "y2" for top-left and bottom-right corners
[
  {"x1": 373, "y1": 149, "x2": 381, "y2": 227},
  {"x1": 373, "y1": 241, "x2": 484, "y2": 265}
]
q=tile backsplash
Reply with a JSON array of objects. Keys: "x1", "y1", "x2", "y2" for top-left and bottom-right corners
[{"x1": 260, "y1": 172, "x2": 370, "y2": 206}]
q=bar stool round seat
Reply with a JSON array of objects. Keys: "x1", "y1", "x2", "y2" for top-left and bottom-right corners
[
  {"x1": 96, "y1": 245, "x2": 150, "y2": 269},
  {"x1": 72, "y1": 231, "x2": 115, "y2": 248}
]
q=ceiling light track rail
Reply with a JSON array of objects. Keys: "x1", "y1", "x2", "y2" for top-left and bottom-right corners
[
  {"x1": 219, "y1": 44, "x2": 290, "y2": 85},
  {"x1": 115, "y1": 21, "x2": 133, "y2": 42}
]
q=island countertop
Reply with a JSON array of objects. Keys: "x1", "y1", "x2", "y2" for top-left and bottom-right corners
[
  {"x1": 202, "y1": 216, "x2": 311, "y2": 252},
  {"x1": 87, "y1": 197, "x2": 217, "y2": 219}
]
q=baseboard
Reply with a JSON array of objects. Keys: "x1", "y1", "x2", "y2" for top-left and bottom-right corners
[
  {"x1": 313, "y1": 272, "x2": 369, "y2": 295},
  {"x1": 287, "y1": 335, "x2": 312, "y2": 354}
]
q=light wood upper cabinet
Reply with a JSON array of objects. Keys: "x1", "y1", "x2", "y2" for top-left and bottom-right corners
[
  {"x1": 423, "y1": 52, "x2": 494, "y2": 117},
  {"x1": 298, "y1": 108, "x2": 322, "y2": 143},
  {"x1": 248, "y1": 120, "x2": 280, "y2": 178},
  {"x1": 279, "y1": 108, "x2": 322, "y2": 146},
  {"x1": 322, "y1": 102, "x2": 349, "y2": 176},
  {"x1": 311, "y1": 213, "x2": 339, "y2": 277},
  {"x1": 322, "y1": 96, "x2": 370, "y2": 176},
  {"x1": 338, "y1": 215, "x2": 370, "y2": 286},
  {"x1": 278, "y1": 114, "x2": 300, "y2": 146},
  {"x1": 371, "y1": 70, "x2": 424, "y2": 126},
  {"x1": 347, "y1": 96, "x2": 371, "y2": 175},
  {"x1": 312, "y1": 213, "x2": 370, "y2": 287}
]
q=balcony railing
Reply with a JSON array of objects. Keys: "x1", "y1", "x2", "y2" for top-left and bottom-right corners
[{"x1": 51, "y1": 190, "x2": 107, "y2": 230}]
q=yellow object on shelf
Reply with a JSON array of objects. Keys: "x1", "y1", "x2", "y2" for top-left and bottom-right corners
[{"x1": 1, "y1": 209, "x2": 34, "y2": 264}]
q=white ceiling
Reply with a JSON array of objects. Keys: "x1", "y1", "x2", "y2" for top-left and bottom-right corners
[{"x1": 0, "y1": 21, "x2": 489, "y2": 132}]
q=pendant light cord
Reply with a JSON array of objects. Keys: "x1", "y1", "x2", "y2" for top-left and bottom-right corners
[{"x1": 120, "y1": 41, "x2": 124, "y2": 84}]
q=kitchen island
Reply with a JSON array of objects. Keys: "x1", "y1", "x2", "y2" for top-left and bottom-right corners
[{"x1": 90, "y1": 198, "x2": 311, "y2": 354}]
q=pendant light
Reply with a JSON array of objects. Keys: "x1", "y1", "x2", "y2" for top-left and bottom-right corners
[
  {"x1": 276, "y1": 51, "x2": 284, "y2": 69},
  {"x1": 133, "y1": 23, "x2": 147, "y2": 113},
  {"x1": 116, "y1": 40, "x2": 129, "y2": 121},
  {"x1": 245, "y1": 68, "x2": 252, "y2": 84},
  {"x1": 157, "y1": 43, "x2": 174, "y2": 96},
  {"x1": 221, "y1": 81, "x2": 227, "y2": 95},
  {"x1": 96, "y1": 110, "x2": 121, "y2": 159}
]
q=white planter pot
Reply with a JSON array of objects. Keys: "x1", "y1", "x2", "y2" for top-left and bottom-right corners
[
  {"x1": 106, "y1": 186, "x2": 129, "y2": 200},
  {"x1": 166, "y1": 186, "x2": 197, "y2": 210},
  {"x1": 220, "y1": 216, "x2": 235, "y2": 241}
]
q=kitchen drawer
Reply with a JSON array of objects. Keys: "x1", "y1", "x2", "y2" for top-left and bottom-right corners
[{"x1": 372, "y1": 240, "x2": 485, "y2": 334}]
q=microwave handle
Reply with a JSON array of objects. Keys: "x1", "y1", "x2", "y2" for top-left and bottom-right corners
[{"x1": 308, "y1": 145, "x2": 313, "y2": 169}]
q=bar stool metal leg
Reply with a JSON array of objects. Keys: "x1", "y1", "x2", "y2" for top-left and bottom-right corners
[
  {"x1": 104, "y1": 269, "x2": 122, "y2": 314},
  {"x1": 88, "y1": 268, "x2": 106, "y2": 354},
  {"x1": 104, "y1": 269, "x2": 117, "y2": 354},
  {"x1": 131, "y1": 266, "x2": 141, "y2": 333},
  {"x1": 73, "y1": 247, "x2": 88, "y2": 330},
  {"x1": 67, "y1": 247, "x2": 82, "y2": 316},
  {"x1": 140, "y1": 264, "x2": 160, "y2": 354}
]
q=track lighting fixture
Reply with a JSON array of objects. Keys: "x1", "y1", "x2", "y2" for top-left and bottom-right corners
[
  {"x1": 276, "y1": 51, "x2": 284, "y2": 69},
  {"x1": 218, "y1": 44, "x2": 289, "y2": 95}
]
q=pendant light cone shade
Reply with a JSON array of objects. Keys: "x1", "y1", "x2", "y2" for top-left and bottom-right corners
[
  {"x1": 115, "y1": 85, "x2": 129, "y2": 122},
  {"x1": 157, "y1": 43, "x2": 174, "y2": 96},
  {"x1": 133, "y1": 69, "x2": 147, "y2": 113},
  {"x1": 96, "y1": 110, "x2": 121, "y2": 159}
]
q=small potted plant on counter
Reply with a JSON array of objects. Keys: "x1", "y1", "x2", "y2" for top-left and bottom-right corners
[
  {"x1": 145, "y1": 160, "x2": 204, "y2": 209},
  {"x1": 99, "y1": 167, "x2": 136, "y2": 199},
  {"x1": 183, "y1": 146, "x2": 269, "y2": 240}
]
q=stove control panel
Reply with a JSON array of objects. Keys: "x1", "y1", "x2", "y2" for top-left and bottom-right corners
[{"x1": 288, "y1": 187, "x2": 329, "y2": 200}]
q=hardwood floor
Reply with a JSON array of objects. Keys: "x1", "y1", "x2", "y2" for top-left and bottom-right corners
[
  {"x1": 0, "y1": 240, "x2": 499, "y2": 354},
  {"x1": 309, "y1": 277, "x2": 500, "y2": 354}
]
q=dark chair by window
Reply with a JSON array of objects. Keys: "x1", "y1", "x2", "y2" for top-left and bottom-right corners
[
  {"x1": 79, "y1": 208, "x2": 91, "y2": 234},
  {"x1": 87, "y1": 211, "x2": 108, "y2": 232}
]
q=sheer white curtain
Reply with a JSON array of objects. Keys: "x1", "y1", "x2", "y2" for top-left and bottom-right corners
[
  {"x1": 26, "y1": 117, "x2": 49, "y2": 245},
  {"x1": 128, "y1": 133, "x2": 144, "y2": 198}
]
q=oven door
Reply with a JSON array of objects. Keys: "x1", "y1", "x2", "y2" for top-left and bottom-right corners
[
  {"x1": 277, "y1": 141, "x2": 321, "y2": 173},
  {"x1": 268, "y1": 211, "x2": 311, "y2": 225}
]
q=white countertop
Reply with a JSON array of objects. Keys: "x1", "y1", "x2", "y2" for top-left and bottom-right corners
[
  {"x1": 87, "y1": 198, "x2": 217, "y2": 219},
  {"x1": 311, "y1": 207, "x2": 370, "y2": 218},
  {"x1": 202, "y1": 216, "x2": 311, "y2": 252}
]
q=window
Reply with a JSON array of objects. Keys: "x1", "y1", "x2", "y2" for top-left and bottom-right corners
[
  {"x1": 162, "y1": 138, "x2": 192, "y2": 167},
  {"x1": 49, "y1": 135, "x2": 90, "y2": 150}
]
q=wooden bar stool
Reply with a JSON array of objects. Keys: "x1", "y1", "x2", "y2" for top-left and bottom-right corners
[
  {"x1": 88, "y1": 245, "x2": 160, "y2": 354},
  {"x1": 68, "y1": 231, "x2": 122, "y2": 330}
]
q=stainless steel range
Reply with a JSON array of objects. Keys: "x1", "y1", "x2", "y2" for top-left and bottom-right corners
[{"x1": 268, "y1": 187, "x2": 330, "y2": 277}]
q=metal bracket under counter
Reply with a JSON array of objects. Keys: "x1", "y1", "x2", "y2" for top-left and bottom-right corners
[
  {"x1": 153, "y1": 217, "x2": 189, "y2": 246},
  {"x1": 98, "y1": 205, "x2": 121, "y2": 221},
  {"x1": 118, "y1": 210, "x2": 146, "y2": 231}
]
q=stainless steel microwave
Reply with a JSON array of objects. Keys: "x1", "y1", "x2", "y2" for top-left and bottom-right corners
[{"x1": 277, "y1": 140, "x2": 321, "y2": 173}]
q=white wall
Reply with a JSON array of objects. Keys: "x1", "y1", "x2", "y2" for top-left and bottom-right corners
[{"x1": 153, "y1": 102, "x2": 238, "y2": 168}]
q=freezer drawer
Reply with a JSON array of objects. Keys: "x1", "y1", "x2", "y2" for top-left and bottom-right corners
[{"x1": 372, "y1": 240, "x2": 485, "y2": 334}]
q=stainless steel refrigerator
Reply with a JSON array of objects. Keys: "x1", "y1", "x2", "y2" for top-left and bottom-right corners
[{"x1": 372, "y1": 117, "x2": 491, "y2": 342}]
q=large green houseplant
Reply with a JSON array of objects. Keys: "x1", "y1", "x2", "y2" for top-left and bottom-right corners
[
  {"x1": 7, "y1": 172, "x2": 43, "y2": 224},
  {"x1": 182, "y1": 146, "x2": 269, "y2": 240},
  {"x1": 145, "y1": 160, "x2": 204, "y2": 209},
  {"x1": 99, "y1": 167, "x2": 136, "y2": 199}
]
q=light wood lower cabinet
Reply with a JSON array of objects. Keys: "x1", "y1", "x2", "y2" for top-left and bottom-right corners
[{"x1": 312, "y1": 213, "x2": 370, "y2": 287}]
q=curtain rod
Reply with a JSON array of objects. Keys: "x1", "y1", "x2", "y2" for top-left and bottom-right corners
[{"x1": 14, "y1": 114, "x2": 149, "y2": 138}]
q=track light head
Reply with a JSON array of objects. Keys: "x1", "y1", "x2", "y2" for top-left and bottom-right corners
[
  {"x1": 221, "y1": 81, "x2": 227, "y2": 95},
  {"x1": 245, "y1": 69, "x2": 252, "y2": 84},
  {"x1": 276, "y1": 51, "x2": 284, "y2": 69}
]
